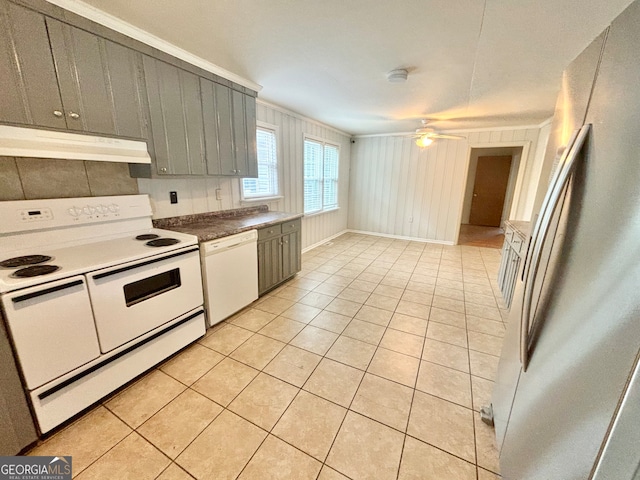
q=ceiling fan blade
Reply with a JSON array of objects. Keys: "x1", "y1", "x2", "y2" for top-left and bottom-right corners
[{"x1": 429, "y1": 133, "x2": 465, "y2": 140}]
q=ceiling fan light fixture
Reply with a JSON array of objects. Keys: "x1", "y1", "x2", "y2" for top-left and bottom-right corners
[
  {"x1": 416, "y1": 135, "x2": 434, "y2": 147},
  {"x1": 387, "y1": 69, "x2": 408, "y2": 83}
]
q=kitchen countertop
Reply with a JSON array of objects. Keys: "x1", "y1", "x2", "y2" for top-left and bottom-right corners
[
  {"x1": 152, "y1": 205, "x2": 303, "y2": 242},
  {"x1": 505, "y1": 220, "x2": 531, "y2": 239}
]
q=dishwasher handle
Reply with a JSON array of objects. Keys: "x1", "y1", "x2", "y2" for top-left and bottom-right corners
[{"x1": 203, "y1": 230, "x2": 258, "y2": 256}]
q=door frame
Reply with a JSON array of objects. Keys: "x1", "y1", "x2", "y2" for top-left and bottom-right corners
[{"x1": 454, "y1": 141, "x2": 531, "y2": 245}]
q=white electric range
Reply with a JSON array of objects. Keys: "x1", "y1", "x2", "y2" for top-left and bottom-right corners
[{"x1": 0, "y1": 194, "x2": 205, "y2": 434}]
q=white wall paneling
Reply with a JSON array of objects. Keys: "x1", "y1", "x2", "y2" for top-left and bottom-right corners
[
  {"x1": 517, "y1": 120, "x2": 552, "y2": 220},
  {"x1": 348, "y1": 126, "x2": 543, "y2": 244},
  {"x1": 138, "y1": 101, "x2": 351, "y2": 249}
]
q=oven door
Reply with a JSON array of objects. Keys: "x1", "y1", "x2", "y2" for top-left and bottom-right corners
[
  {"x1": 87, "y1": 246, "x2": 203, "y2": 352},
  {"x1": 1, "y1": 275, "x2": 100, "y2": 390}
]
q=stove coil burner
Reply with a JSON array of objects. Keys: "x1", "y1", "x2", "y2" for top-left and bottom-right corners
[
  {"x1": 146, "y1": 238, "x2": 180, "y2": 247},
  {"x1": 11, "y1": 265, "x2": 60, "y2": 278},
  {"x1": 135, "y1": 234, "x2": 160, "y2": 241},
  {"x1": 0, "y1": 255, "x2": 53, "y2": 269}
]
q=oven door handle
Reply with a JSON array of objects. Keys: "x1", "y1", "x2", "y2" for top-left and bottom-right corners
[
  {"x1": 91, "y1": 247, "x2": 199, "y2": 280},
  {"x1": 12, "y1": 279, "x2": 84, "y2": 303}
]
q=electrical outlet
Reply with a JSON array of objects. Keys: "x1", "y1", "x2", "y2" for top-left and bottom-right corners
[
  {"x1": 215, "y1": 188, "x2": 222, "y2": 201},
  {"x1": 170, "y1": 191, "x2": 178, "y2": 204}
]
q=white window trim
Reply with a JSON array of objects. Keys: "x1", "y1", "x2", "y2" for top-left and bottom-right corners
[
  {"x1": 303, "y1": 134, "x2": 340, "y2": 215},
  {"x1": 241, "y1": 122, "x2": 281, "y2": 202},
  {"x1": 304, "y1": 206, "x2": 340, "y2": 218}
]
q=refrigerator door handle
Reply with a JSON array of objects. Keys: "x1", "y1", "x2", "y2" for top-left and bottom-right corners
[
  {"x1": 522, "y1": 128, "x2": 580, "y2": 283},
  {"x1": 520, "y1": 124, "x2": 591, "y2": 371}
]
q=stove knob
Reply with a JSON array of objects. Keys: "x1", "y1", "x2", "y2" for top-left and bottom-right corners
[
  {"x1": 68, "y1": 206, "x2": 82, "y2": 217},
  {"x1": 95, "y1": 204, "x2": 108, "y2": 214},
  {"x1": 108, "y1": 203, "x2": 120, "y2": 213},
  {"x1": 83, "y1": 205, "x2": 95, "y2": 215}
]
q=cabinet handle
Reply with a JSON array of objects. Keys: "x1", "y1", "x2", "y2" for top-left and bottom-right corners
[
  {"x1": 53, "y1": 110, "x2": 63, "y2": 118},
  {"x1": 237, "y1": 169, "x2": 241, "y2": 174},
  {"x1": 68, "y1": 111, "x2": 80, "y2": 119},
  {"x1": 160, "y1": 167, "x2": 167, "y2": 173},
  {"x1": 284, "y1": 240, "x2": 289, "y2": 244}
]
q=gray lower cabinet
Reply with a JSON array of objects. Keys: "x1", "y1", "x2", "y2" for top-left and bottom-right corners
[
  {"x1": 498, "y1": 224, "x2": 526, "y2": 308},
  {"x1": 201, "y1": 77, "x2": 258, "y2": 177},
  {"x1": 0, "y1": 0, "x2": 146, "y2": 137},
  {"x1": 0, "y1": 313, "x2": 37, "y2": 454},
  {"x1": 143, "y1": 56, "x2": 206, "y2": 175},
  {"x1": 257, "y1": 219, "x2": 302, "y2": 295}
]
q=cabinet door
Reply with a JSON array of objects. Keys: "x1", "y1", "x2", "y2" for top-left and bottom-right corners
[
  {"x1": 497, "y1": 241, "x2": 511, "y2": 292},
  {"x1": 506, "y1": 253, "x2": 520, "y2": 308},
  {"x1": 0, "y1": 0, "x2": 66, "y2": 128},
  {"x1": 216, "y1": 83, "x2": 236, "y2": 176},
  {"x1": 201, "y1": 77, "x2": 221, "y2": 175},
  {"x1": 143, "y1": 56, "x2": 205, "y2": 175},
  {"x1": 281, "y1": 230, "x2": 301, "y2": 280},
  {"x1": 258, "y1": 237, "x2": 282, "y2": 295},
  {"x1": 245, "y1": 94, "x2": 258, "y2": 177},
  {"x1": 231, "y1": 89, "x2": 248, "y2": 176},
  {"x1": 46, "y1": 18, "x2": 146, "y2": 138}
]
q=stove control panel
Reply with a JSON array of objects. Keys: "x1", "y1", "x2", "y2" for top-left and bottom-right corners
[
  {"x1": 68, "y1": 204, "x2": 120, "y2": 219},
  {"x1": 19, "y1": 208, "x2": 53, "y2": 222},
  {"x1": 0, "y1": 195, "x2": 152, "y2": 234}
]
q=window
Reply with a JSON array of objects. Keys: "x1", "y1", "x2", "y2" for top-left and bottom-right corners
[
  {"x1": 242, "y1": 127, "x2": 279, "y2": 199},
  {"x1": 304, "y1": 138, "x2": 339, "y2": 214}
]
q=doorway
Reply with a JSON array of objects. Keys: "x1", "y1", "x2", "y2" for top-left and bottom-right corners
[{"x1": 459, "y1": 146, "x2": 523, "y2": 248}]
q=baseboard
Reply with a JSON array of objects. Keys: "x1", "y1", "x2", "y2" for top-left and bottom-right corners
[
  {"x1": 345, "y1": 229, "x2": 455, "y2": 246},
  {"x1": 302, "y1": 229, "x2": 455, "y2": 253},
  {"x1": 302, "y1": 230, "x2": 349, "y2": 253}
]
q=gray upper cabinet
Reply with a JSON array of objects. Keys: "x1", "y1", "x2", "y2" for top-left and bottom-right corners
[
  {"x1": 46, "y1": 18, "x2": 146, "y2": 138},
  {"x1": 201, "y1": 78, "x2": 233, "y2": 175},
  {"x1": 201, "y1": 77, "x2": 258, "y2": 177},
  {"x1": 0, "y1": 1, "x2": 146, "y2": 137},
  {"x1": 245, "y1": 94, "x2": 258, "y2": 177},
  {"x1": 143, "y1": 55, "x2": 205, "y2": 175},
  {"x1": 0, "y1": 1, "x2": 66, "y2": 129},
  {"x1": 0, "y1": 0, "x2": 256, "y2": 178},
  {"x1": 233, "y1": 89, "x2": 258, "y2": 177}
]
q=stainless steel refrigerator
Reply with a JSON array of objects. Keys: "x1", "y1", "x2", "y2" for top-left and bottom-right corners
[{"x1": 490, "y1": 1, "x2": 640, "y2": 478}]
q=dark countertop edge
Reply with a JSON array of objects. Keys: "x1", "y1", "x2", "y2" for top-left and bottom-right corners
[{"x1": 156, "y1": 211, "x2": 304, "y2": 243}]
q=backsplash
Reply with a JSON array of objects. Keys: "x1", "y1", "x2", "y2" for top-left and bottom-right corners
[
  {"x1": 0, "y1": 157, "x2": 138, "y2": 201},
  {"x1": 136, "y1": 176, "x2": 282, "y2": 220}
]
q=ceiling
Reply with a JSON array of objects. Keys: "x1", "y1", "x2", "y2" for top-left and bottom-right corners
[{"x1": 68, "y1": 0, "x2": 633, "y2": 135}]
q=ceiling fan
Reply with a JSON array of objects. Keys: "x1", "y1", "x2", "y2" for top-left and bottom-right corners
[{"x1": 402, "y1": 120, "x2": 465, "y2": 147}]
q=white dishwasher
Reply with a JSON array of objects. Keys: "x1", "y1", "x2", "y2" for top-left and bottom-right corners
[{"x1": 200, "y1": 230, "x2": 258, "y2": 327}]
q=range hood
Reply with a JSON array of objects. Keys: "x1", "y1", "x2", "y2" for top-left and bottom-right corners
[{"x1": 0, "y1": 125, "x2": 151, "y2": 164}]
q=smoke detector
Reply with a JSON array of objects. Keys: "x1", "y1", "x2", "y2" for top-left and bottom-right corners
[{"x1": 387, "y1": 69, "x2": 408, "y2": 83}]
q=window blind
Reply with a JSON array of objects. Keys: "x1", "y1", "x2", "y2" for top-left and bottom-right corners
[{"x1": 304, "y1": 138, "x2": 339, "y2": 214}]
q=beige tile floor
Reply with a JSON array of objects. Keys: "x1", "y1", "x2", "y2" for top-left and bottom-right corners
[{"x1": 28, "y1": 233, "x2": 509, "y2": 480}]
